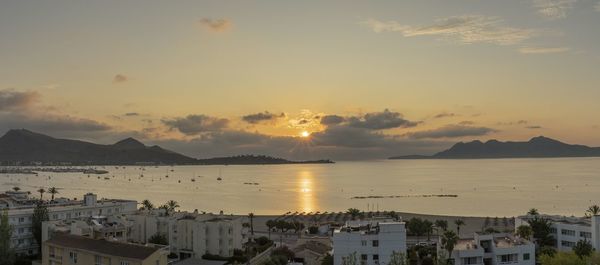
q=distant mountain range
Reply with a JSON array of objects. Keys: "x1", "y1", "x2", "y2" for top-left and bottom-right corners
[
  {"x1": 390, "y1": 136, "x2": 600, "y2": 159},
  {"x1": 0, "y1": 129, "x2": 333, "y2": 165}
]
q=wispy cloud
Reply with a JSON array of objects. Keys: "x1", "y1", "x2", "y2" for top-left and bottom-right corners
[
  {"x1": 242, "y1": 111, "x2": 285, "y2": 124},
  {"x1": 113, "y1": 74, "x2": 128, "y2": 83},
  {"x1": 363, "y1": 15, "x2": 537, "y2": 45},
  {"x1": 519, "y1": 46, "x2": 570, "y2": 54},
  {"x1": 199, "y1": 18, "x2": 232, "y2": 33},
  {"x1": 533, "y1": 0, "x2": 577, "y2": 19},
  {"x1": 162, "y1": 114, "x2": 229, "y2": 135},
  {"x1": 405, "y1": 124, "x2": 497, "y2": 139},
  {"x1": 0, "y1": 89, "x2": 40, "y2": 111}
]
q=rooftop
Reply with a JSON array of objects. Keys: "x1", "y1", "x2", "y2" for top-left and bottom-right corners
[
  {"x1": 46, "y1": 234, "x2": 161, "y2": 260},
  {"x1": 518, "y1": 214, "x2": 591, "y2": 226}
]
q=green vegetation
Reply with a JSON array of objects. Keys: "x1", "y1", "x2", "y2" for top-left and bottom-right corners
[
  {"x1": 261, "y1": 246, "x2": 295, "y2": 265},
  {"x1": 32, "y1": 202, "x2": 49, "y2": 254},
  {"x1": 0, "y1": 210, "x2": 15, "y2": 265},
  {"x1": 321, "y1": 253, "x2": 333, "y2": 265},
  {"x1": 406, "y1": 218, "x2": 433, "y2": 240},
  {"x1": 148, "y1": 233, "x2": 168, "y2": 245},
  {"x1": 440, "y1": 230, "x2": 459, "y2": 264},
  {"x1": 516, "y1": 225, "x2": 533, "y2": 240},
  {"x1": 454, "y1": 219, "x2": 465, "y2": 235},
  {"x1": 539, "y1": 251, "x2": 600, "y2": 265},
  {"x1": 585, "y1": 205, "x2": 600, "y2": 217},
  {"x1": 573, "y1": 240, "x2": 593, "y2": 259},
  {"x1": 434, "y1": 220, "x2": 448, "y2": 233},
  {"x1": 346, "y1": 208, "x2": 361, "y2": 220}
]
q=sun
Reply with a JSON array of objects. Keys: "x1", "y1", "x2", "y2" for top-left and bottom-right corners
[{"x1": 300, "y1": 131, "x2": 310, "y2": 138}]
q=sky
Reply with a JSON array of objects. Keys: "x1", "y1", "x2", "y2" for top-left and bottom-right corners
[{"x1": 1, "y1": 0, "x2": 599, "y2": 160}]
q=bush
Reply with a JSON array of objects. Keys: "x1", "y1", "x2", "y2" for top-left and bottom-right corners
[
  {"x1": 308, "y1": 226, "x2": 319, "y2": 234},
  {"x1": 256, "y1": 236, "x2": 272, "y2": 246}
]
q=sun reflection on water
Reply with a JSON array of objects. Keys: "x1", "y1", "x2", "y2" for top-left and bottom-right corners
[{"x1": 298, "y1": 170, "x2": 316, "y2": 213}]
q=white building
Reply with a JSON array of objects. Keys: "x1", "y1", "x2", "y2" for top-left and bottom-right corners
[
  {"x1": 333, "y1": 218, "x2": 407, "y2": 265},
  {"x1": 127, "y1": 210, "x2": 247, "y2": 259},
  {"x1": 42, "y1": 215, "x2": 132, "y2": 243},
  {"x1": 515, "y1": 214, "x2": 600, "y2": 252},
  {"x1": 439, "y1": 233, "x2": 535, "y2": 265},
  {"x1": 0, "y1": 191, "x2": 137, "y2": 255}
]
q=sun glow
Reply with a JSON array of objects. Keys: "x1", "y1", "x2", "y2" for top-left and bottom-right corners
[{"x1": 300, "y1": 131, "x2": 310, "y2": 138}]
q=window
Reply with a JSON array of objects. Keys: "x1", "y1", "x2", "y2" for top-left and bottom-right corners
[
  {"x1": 372, "y1": 240, "x2": 379, "y2": 247},
  {"x1": 580, "y1": 231, "x2": 592, "y2": 238},
  {"x1": 523, "y1": 253, "x2": 530, "y2": 260},
  {"x1": 95, "y1": 255, "x2": 102, "y2": 265},
  {"x1": 498, "y1": 254, "x2": 517, "y2": 264},
  {"x1": 550, "y1": 227, "x2": 557, "y2": 233},
  {"x1": 120, "y1": 261, "x2": 130, "y2": 265},
  {"x1": 361, "y1": 254, "x2": 368, "y2": 265},
  {"x1": 462, "y1": 257, "x2": 479, "y2": 265},
  {"x1": 18, "y1": 217, "x2": 24, "y2": 223},
  {"x1": 70, "y1": 251, "x2": 78, "y2": 263},
  {"x1": 561, "y1": 240, "x2": 576, "y2": 247},
  {"x1": 18, "y1": 228, "x2": 24, "y2": 234},
  {"x1": 373, "y1": 254, "x2": 379, "y2": 265},
  {"x1": 49, "y1": 247, "x2": 55, "y2": 258},
  {"x1": 361, "y1": 240, "x2": 367, "y2": 246},
  {"x1": 561, "y1": 229, "x2": 576, "y2": 236}
]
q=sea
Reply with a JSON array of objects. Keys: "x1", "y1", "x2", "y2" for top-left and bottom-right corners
[{"x1": 2, "y1": 158, "x2": 599, "y2": 217}]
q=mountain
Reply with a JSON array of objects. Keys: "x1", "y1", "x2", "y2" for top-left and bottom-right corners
[
  {"x1": 0, "y1": 129, "x2": 335, "y2": 165},
  {"x1": 0, "y1": 129, "x2": 196, "y2": 165},
  {"x1": 390, "y1": 136, "x2": 600, "y2": 159}
]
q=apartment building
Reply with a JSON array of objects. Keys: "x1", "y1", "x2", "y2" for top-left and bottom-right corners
[
  {"x1": 1, "y1": 191, "x2": 137, "y2": 255},
  {"x1": 439, "y1": 233, "x2": 535, "y2": 265},
  {"x1": 332, "y1": 218, "x2": 407, "y2": 265},
  {"x1": 42, "y1": 233, "x2": 167, "y2": 265},
  {"x1": 42, "y1": 215, "x2": 132, "y2": 243},
  {"x1": 515, "y1": 214, "x2": 600, "y2": 251}
]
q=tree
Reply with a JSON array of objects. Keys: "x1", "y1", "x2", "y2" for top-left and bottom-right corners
[
  {"x1": 321, "y1": 253, "x2": 333, "y2": 265},
  {"x1": 148, "y1": 233, "x2": 168, "y2": 245},
  {"x1": 266, "y1": 220, "x2": 276, "y2": 239},
  {"x1": 440, "y1": 230, "x2": 458, "y2": 264},
  {"x1": 539, "y1": 251, "x2": 587, "y2": 265},
  {"x1": 435, "y1": 220, "x2": 448, "y2": 233},
  {"x1": 388, "y1": 251, "x2": 408, "y2": 265},
  {"x1": 0, "y1": 210, "x2": 15, "y2": 265},
  {"x1": 141, "y1": 199, "x2": 154, "y2": 210},
  {"x1": 32, "y1": 202, "x2": 49, "y2": 253},
  {"x1": 423, "y1": 220, "x2": 434, "y2": 241},
  {"x1": 586, "y1": 205, "x2": 600, "y2": 217},
  {"x1": 527, "y1": 216, "x2": 555, "y2": 247},
  {"x1": 528, "y1": 208, "x2": 539, "y2": 216},
  {"x1": 516, "y1": 225, "x2": 533, "y2": 240},
  {"x1": 48, "y1": 187, "x2": 58, "y2": 201},
  {"x1": 573, "y1": 240, "x2": 593, "y2": 259},
  {"x1": 407, "y1": 218, "x2": 427, "y2": 240},
  {"x1": 166, "y1": 200, "x2": 180, "y2": 213},
  {"x1": 249, "y1": 213, "x2": 255, "y2": 239},
  {"x1": 454, "y1": 219, "x2": 465, "y2": 236},
  {"x1": 37, "y1": 188, "x2": 46, "y2": 201},
  {"x1": 346, "y1": 208, "x2": 361, "y2": 220}
]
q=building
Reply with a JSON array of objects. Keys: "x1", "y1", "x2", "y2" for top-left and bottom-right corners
[
  {"x1": 42, "y1": 215, "x2": 132, "y2": 243},
  {"x1": 439, "y1": 233, "x2": 535, "y2": 265},
  {"x1": 292, "y1": 237, "x2": 332, "y2": 265},
  {"x1": 515, "y1": 214, "x2": 600, "y2": 252},
  {"x1": 1, "y1": 191, "x2": 137, "y2": 255},
  {"x1": 42, "y1": 233, "x2": 167, "y2": 265},
  {"x1": 127, "y1": 209, "x2": 246, "y2": 259},
  {"x1": 332, "y1": 218, "x2": 406, "y2": 265}
]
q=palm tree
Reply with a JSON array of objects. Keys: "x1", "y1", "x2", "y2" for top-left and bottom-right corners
[
  {"x1": 435, "y1": 220, "x2": 448, "y2": 233},
  {"x1": 266, "y1": 220, "x2": 276, "y2": 239},
  {"x1": 37, "y1": 188, "x2": 46, "y2": 201},
  {"x1": 346, "y1": 208, "x2": 361, "y2": 220},
  {"x1": 423, "y1": 220, "x2": 434, "y2": 241},
  {"x1": 12, "y1": 186, "x2": 20, "y2": 192},
  {"x1": 527, "y1": 208, "x2": 539, "y2": 216},
  {"x1": 441, "y1": 230, "x2": 459, "y2": 264},
  {"x1": 141, "y1": 199, "x2": 154, "y2": 210},
  {"x1": 166, "y1": 200, "x2": 180, "y2": 214},
  {"x1": 48, "y1": 187, "x2": 58, "y2": 201},
  {"x1": 249, "y1": 213, "x2": 255, "y2": 240},
  {"x1": 454, "y1": 219, "x2": 465, "y2": 236},
  {"x1": 586, "y1": 205, "x2": 600, "y2": 217},
  {"x1": 516, "y1": 225, "x2": 533, "y2": 240}
]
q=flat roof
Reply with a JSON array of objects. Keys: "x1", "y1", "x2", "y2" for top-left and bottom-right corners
[{"x1": 46, "y1": 234, "x2": 160, "y2": 260}]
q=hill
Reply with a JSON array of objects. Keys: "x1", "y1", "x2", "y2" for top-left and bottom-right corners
[{"x1": 390, "y1": 136, "x2": 600, "y2": 159}]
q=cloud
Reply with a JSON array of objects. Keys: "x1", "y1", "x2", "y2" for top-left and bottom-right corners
[
  {"x1": 433, "y1": 112, "x2": 457, "y2": 119},
  {"x1": 199, "y1": 18, "x2": 232, "y2": 32},
  {"x1": 525, "y1": 125, "x2": 543, "y2": 129},
  {"x1": 113, "y1": 74, "x2": 128, "y2": 83},
  {"x1": 346, "y1": 109, "x2": 419, "y2": 130},
  {"x1": 320, "y1": 115, "x2": 346, "y2": 125},
  {"x1": 405, "y1": 124, "x2": 497, "y2": 139},
  {"x1": 459, "y1": 120, "x2": 475, "y2": 125},
  {"x1": 0, "y1": 89, "x2": 39, "y2": 111},
  {"x1": 242, "y1": 111, "x2": 285, "y2": 124},
  {"x1": 519, "y1": 46, "x2": 570, "y2": 54},
  {"x1": 162, "y1": 114, "x2": 229, "y2": 135},
  {"x1": 498, "y1": 120, "x2": 528, "y2": 126},
  {"x1": 363, "y1": 15, "x2": 537, "y2": 45},
  {"x1": 533, "y1": 0, "x2": 577, "y2": 19}
]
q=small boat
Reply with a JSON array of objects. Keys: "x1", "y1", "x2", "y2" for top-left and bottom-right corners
[
  {"x1": 217, "y1": 177, "x2": 222, "y2": 181},
  {"x1": 191, "y1": 178, "x2": 196, "y2": 182}
]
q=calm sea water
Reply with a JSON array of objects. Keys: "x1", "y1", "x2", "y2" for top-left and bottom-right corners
[{"x1": 2, "y1": 158, "x2": 599, "y2": 217}]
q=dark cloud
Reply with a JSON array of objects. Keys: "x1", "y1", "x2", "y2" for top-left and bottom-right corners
[
  {"x1": 406, "y1": 124, "x2": 497, "y2": 139},
  {"x1": 113, "y1": 74, "x2": 128, "y2": 83},
  {"x1": 347, "y1": 109, "x2": 419, "y2": 130},
  {"x1": 199, "y1": 18, "x2": 232, "y2": 32},
  {"x1": 162, "y1": 114, "x2": 229, "y2": 135},
  {"x1": 498, "y1": 120, "x2": 528, "y2": 126},
  {"x1": 525, "y1": 125, "x2": 543, "y2": 129},
  {"x1": 433, "y1": 112, "x2": 457, "y2": 119},
  {"x1": 241, "y1": 111, "x2": 284, "y2": 124},
  {"x1": 0, "y1": 113, "x2": 111, "y2": 140},
  {"x1": 0, "y1": 89, "x2": 39, "y2": 111},
  {"x1": 320, "y1": 115, "x2": 345, "y2": 125}
]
